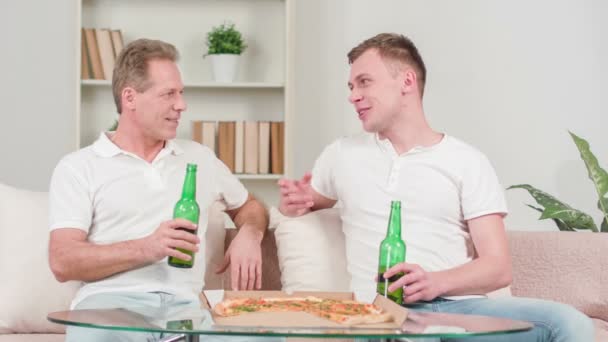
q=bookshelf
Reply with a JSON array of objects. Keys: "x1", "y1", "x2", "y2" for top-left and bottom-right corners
[
  {"x1": 81, "y1": 80, "x2": 285, "y2": 89},
  {"x1": 77, "y1": 0, "x2": 294, "y2": 205}
]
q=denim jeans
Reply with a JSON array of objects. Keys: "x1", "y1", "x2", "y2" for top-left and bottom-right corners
[
  {"x1": 65, "y1": 291, "x2": 284, "y2": 342},
  {"x1": 405, "y1": 296, "x2": 594, "y2": 341}
]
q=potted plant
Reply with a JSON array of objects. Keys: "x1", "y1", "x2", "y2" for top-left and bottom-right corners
[
  {"x1": 204, "y1": 22, "x2": 247, "y2": 82},
  {"x1": 509, "y1": 132, "x2": 607, "y2": 232}
]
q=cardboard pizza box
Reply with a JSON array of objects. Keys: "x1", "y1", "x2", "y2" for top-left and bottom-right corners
[{"x1": 199, "y1": 290, "x2": 408, "y2": 329}]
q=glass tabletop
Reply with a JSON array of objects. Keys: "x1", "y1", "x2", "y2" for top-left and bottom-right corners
[{"x1": 48, "y1": 305, "x2": 533, "y2": 339}]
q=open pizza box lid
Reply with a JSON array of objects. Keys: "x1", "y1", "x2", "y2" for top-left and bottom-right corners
[{"x1": 199, "y1": 290, "x2": 408, "y2": 328}]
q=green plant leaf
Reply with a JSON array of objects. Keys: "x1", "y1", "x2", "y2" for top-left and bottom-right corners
[
  {"x1": 570, "y1": 131, "x2": 608, "y2": 226},
  {"x1": 205, "y1": 22, "x2": 247, "y2": 56},
  {"x1": 526, "y1": 204, "x2": 573, "y2": 231},
  {"x1": 602, "y1": 218, "x2": 608, "y2": 232},
  {"x1": 508, "y1": 184, "x2": 597, "y2": 231}
]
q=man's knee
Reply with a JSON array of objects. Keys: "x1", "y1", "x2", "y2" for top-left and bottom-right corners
[{"x1": 545, "y1": 303, "x2": 594, "y2": 341}]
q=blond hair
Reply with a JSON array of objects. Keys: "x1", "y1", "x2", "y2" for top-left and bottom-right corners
[
  {"x1": 112, "y1": 39, "x2": 179, "y2": 113},
  {"x1": 348, "y1": 33, "x2": 427, "y2": 96}
]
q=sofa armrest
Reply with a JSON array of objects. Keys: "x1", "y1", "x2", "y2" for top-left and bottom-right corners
[{"x1": 507, "y1": 231, "x2": 608, "y2": 321}]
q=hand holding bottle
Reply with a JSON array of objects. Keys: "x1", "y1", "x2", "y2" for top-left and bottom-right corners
[
  {"x1": 384, "y1": 262, "x2": 443, "y2": 304},
  {"x1": 168, "y1": 163, "x2": 201, "y2": 268},
  {"x1": 142, "y1": 218, "x2": 200, "y2": 262},
  {"x1": 376, "y1": 201, "x2": 406, "y2": 304}
]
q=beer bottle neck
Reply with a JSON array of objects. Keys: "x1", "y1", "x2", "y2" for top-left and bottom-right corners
[
  {"x1": 386, "y1": 202, "x2": 401, "y2": 238},
  {"x1": 181, "y1": 170, "x2": 196, "y2": 200}
]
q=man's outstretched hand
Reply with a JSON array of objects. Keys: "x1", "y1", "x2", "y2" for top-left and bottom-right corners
[{"x1": 278, "y1": 172, "x2": 315, "y2": 217}]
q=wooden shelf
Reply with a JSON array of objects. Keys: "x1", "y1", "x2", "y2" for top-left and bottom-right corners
[
  {"x1": 78, "y1": 0, "x2": 293, "y2": 204},
  {"x1": 81, "y1": 79, "x2": 284, "y2": 89},
  {"x1": 236, "y1": 174, "x2": 283, "y2": 180}
]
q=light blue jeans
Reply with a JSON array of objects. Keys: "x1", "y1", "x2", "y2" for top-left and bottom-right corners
[
  {"x1": 405, "y1": 296, "x2": 594, "y2": 341},
  {"x1": 66, "y1": 291, "x2": 284, "y2": 342}
]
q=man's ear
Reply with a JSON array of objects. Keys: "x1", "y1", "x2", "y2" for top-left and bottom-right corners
[
  {"x1": 122, "y1": 87, "x2": 137, "y2": 111},
  {"x1": 402, "y1": 69, "x2": 418, "y2": 95}
]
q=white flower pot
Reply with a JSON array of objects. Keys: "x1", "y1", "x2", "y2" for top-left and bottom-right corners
[{"x1": 209, "y1": 54, "x2": 239, "y2": 82}]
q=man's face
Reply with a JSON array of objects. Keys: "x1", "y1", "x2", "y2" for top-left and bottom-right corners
[
  {"x1": 348, "y1": 49, "x2": 404, "y2": 133},
  {"x1": 133, "y1": 59, "x2": 186, "y2": 141}
]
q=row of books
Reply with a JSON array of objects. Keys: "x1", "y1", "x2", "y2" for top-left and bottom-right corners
[
  {"x1": 192, "y1": 121, "x2": 284, "y2": 175},
  {"x1": 81, "y1": 28, "x2": 125, "y2": 80}
]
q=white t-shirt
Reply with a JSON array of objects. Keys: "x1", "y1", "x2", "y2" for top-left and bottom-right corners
[
  {"x1": 49, "y1": 132, "x2": 248, "y2": 308},
  {"x1": 311, "y1": 133, "x2": 508, "y2": 299}
]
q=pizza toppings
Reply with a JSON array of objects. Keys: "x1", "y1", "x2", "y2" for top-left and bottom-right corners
[{"x1": 213, "y1": 296, "x2": 393, "y2": 325}]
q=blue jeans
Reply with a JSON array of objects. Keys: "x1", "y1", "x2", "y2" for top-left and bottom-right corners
[
  {"x1": 66, "y1": 291, "x2": 283, "y2": 342},
  {"x1": 405, "y1": 296, "x2": 594, "y2": 341}
]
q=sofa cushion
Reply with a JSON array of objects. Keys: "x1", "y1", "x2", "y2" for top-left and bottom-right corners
[
  {"x1": 275, "y1": 208, "x2": 351, "y2": 292},
  {"x1": 0, "y1": 183, "x2": 80, "y2": 334},
  {"x1": 202, "y1": 201, "x2": 228, "y2": 290},
  {"x1": 594, "y1": 319, "x2": 608, "y2": 342},
  {"x1": 508, "y1": 231, "x2": 608, "y2": 322}
]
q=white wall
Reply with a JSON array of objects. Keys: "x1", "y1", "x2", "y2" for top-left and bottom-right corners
[
  {"x1": 294, "y1": 0, "x2": 607, "y2": 230},
  {"x1": 0, "y1": 1, "x2": 78, "y2": 191}
]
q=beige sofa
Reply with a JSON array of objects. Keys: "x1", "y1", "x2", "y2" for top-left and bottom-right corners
[{"x1": 0, "y1": 183, "x2": 606, "y2": 341}]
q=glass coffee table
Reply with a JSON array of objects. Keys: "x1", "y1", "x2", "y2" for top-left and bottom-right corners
[{"x1": 48, "y1": 305, "x2": 533, "y2": 341}]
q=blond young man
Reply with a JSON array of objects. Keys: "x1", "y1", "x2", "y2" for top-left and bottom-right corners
[
  {"x1": 278, "y1": 33, "x2": 593, "y2": 341},
  {"x1": 49, "y1": 39, "x2": 269, "y2": 341}
]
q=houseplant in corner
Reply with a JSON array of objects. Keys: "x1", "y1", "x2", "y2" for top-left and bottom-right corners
[
  {"x1": 205, "y1": 22, "x2": 247, "y2": 82},
  {"x1": 509, "y1": 131, "x2": 607, "y2": 232}
]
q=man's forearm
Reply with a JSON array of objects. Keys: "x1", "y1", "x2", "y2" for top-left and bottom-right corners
[
  {"x1": 50, "y1": 237, "x2": 151, "y2": 283},
  {"x1": 232, "y1": 196, "x2": 268, "y2": 239},
  {"x1": 435, "y1": 255, "x2": 512, "y2": 296}
]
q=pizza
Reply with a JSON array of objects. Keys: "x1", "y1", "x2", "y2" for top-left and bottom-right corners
[{"x1": 213, "y1": 296, "x2": 393, "y2": 325}]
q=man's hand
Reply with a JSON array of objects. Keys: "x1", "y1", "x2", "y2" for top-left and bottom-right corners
[
  {"x1": 278, "y1": 172, "x2": 315, "y2": 217},
  {"x1": 141, "y1": 218, "x2": 200, "y2": 262},
  {"x1": 216, "y1": 226, "x2": 263, "y2": 290},
  {"x1": 385, "y1": 262, "x2": 444, "y2": 304}
]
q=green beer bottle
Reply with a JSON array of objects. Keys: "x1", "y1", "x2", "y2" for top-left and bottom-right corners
[
  {"x1": 168, "y1": 163, "x2": 200, "y2": 268},
  {"x1": 376, "y1": 200, "x2": 406, "y2": 304}
]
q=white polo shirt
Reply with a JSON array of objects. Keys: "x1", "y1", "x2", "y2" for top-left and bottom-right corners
[
  {"x1": 311, "y1": 133, "x2": 508, "y2": 298},
  {"x1": 49, "y1": 132, "x2": 248, "y2": 308}
]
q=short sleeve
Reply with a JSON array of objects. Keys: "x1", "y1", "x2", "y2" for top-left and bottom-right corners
[
  {"x1": 49, "y1": 159, "x2": 92, "y2": 232},
  {"x1": 461, "y1": 152, "x2": 508, "y2": 220},
  {"x1": 311, "y1": 140, "x2": 340, "y2": 200},
  {"x1": 212, "y1": 157, "x2": 248, "y2": 210}
]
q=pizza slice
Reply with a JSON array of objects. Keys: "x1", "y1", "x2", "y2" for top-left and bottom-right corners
[{"x1": 213, "y1": 296, "x2": 393, "y2": 325}]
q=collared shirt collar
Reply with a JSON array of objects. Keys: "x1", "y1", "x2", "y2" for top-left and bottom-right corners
[
  {"x1": 92, "y1": 132, "x2": 185, "y2": 158},
  {"x1": 374, "y1": 133, "x2": 447, "y2": 156}
]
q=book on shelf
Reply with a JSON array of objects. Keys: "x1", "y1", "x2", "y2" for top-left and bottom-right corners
[
  {"x1": 270, "y1": 121, "x2": 285, "y2": 174},
  {"x1": 83, "y1": 28, "x2": 104, "y2": 80},
  {"x1": 234, "y1": 121, "x2": 244, "y2": 173},
  {"x1": 110, "y1": 29, "x2": 125, "y2": 58},
  {"x1": 201, "y1": 121, "x2": 216, "y2": 153},
  {"x1": 258, "y1": 122, "x2": 270, "y2": 174},
  {"x1": 95, "y1": 29, "x2": 115, "y2": 81},
  {"x1": 80, "y1": 28, "x2": 91, "y2": 80},
  {"x1": 191, "y1": 120, "x2": 284, "y2": 176},
  {"x1": 191, "y1": 121, "x2": 203, "y2": 144},
  {"x1": 81, "y1": 28, "x2": 125, "y2": 80},
  {"x1": 217, "y1": 121, "x2": 236, "y2": 172},
  {"x1": 244, "y1": 121, "x2": 259, "y2": 174},
  {"x1": 191, "y1": 120, "x2": 216, "y2": 153}
]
